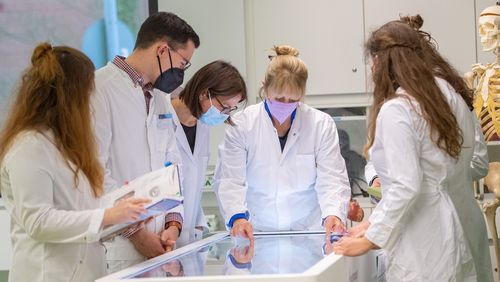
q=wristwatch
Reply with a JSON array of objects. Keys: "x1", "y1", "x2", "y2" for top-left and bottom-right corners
[{"x1": 165, "y1": 221, "x2": 182, "y2": 236}]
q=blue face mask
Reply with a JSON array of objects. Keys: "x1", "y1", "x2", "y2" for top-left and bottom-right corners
[{"x1": 199, "y1": 92, "x2": 229, "y2": 126}]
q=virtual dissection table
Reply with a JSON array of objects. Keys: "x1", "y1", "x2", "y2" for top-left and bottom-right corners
[{"x1": 96, "y1": 231, "x2": 379, "y2": 282}]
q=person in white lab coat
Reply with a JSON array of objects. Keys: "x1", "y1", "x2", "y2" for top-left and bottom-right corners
[
  {"x1": 91, "y1": 12, "x2": 199, "y2": 272},
  {"x1": 351, "y1": 15, "x2": 493, "y2": 282},
  {"x1": 0, "y1": 43, "x2": 149, "y2": 282},
  {"x1": 171, "y1": 60, "x2": 247, "y2": 247},
  {"x1": 332, "y1": 21, "x2": 479, "y2": 281},
  {"x1": 214, "y1": 45, "x2": 351, "y2": 241}
]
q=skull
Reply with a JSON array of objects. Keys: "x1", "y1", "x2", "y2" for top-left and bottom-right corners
[{"x1": 479, "y1": 5, "x2": 500, "y2": 52}]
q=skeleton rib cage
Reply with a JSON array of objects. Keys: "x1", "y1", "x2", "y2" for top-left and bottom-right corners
[{"x1": 472, "y1": 63, "x2": 500, "y2": 141}]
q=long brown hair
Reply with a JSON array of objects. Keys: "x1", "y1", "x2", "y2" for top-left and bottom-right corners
[
  {"x1": 179, "y1": 60, "x2": 247, "y2": 123},
  {"x1": 365, "y1": 22, "x2": 462, "y2": 159},
  {"x1": 0, "y1": 43, "x2": 104, "y2": 197},
  {"x1": 399, "y1": 14, "x2": 474, "y2": 110}
]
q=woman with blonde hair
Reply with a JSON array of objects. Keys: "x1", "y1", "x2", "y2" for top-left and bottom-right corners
[
  {"x1": 0, "y1": 43, "x2": 149, "y2": 282},
  {"x1": 214, "y1": 45, "x2": 350, "y2": 241}
]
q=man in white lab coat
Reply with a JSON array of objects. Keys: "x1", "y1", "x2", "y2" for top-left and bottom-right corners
[{"x1": 92, "y1": 12, "x2": 200, "y2": 273}]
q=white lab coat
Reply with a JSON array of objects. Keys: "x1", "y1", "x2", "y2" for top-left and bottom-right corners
[
  {"x1": 435, "y1": 79, "x2": 492, "y2": 281},
  {"x1": 0, "y1": 131, "x2": 106, "y2": 282},
  {"x1": 364, "y1": 112, "x2": 489, "y2": 183},
  {"x1": 171, "y1": 111, "x2": 209, "y2": 247},
  {"x1": 364, "y1": 79, "x2": 492, "y2": 281},
  {"x1": 92, "y1": 62, "x2": 182, "y2": 272},
  {"x1": 365, "y1": 79, "x2": 479, "y2": 281},
  {"x1": 214, "y1": 102, "x2": 351, "y2": 231}
]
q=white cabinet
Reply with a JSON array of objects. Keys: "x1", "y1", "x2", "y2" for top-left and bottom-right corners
[
  {"x1": 363, "y1": 0, "x2": 477, "y2": 75},
  {"x1": 246, "y1": 0, "x2": 366, "y2": 96}
]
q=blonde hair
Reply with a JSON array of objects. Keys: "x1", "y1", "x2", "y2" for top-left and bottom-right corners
[
  {"x1": 262, "y1": 45, "x2": 308, "y2": 97},
  {"x1": 0, "y1": 42, "x2": 104, "y2": 197}
]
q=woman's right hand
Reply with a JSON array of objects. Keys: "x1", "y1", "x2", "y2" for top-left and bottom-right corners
[
  {"x1": 103, "y1": 198, "x2": 150, "y2": 226},
  {"x1": 347, "y1": 220, "x2": 370, "y2": 238},
  {"x1": 230, "y1": 219, "x2": 254, "y2": 241}
]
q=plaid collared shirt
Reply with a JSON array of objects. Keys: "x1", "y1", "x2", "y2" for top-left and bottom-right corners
[
  {"x1": 111, "y1": 56, "x2": 184, "y2": 238},
  {"x1": 112, "y1": 56, "x2": 154, "y2": 114}
]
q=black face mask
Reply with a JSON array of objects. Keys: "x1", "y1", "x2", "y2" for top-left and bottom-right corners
[{"x1": 153, "y1": 49, "x2": 184, "y2": 93}]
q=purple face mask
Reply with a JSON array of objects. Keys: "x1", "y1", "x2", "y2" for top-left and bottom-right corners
[{"x1": 266, "y1": 99, "x2": 298, "y2": 124}]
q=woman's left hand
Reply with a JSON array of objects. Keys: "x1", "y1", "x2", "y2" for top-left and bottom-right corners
[{"x1": 332, "y1": 236, "x2": 376, "y2": 256}]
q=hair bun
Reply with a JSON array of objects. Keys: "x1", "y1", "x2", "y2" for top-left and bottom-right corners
[
  {"x1": 30, "y1": 42, "x2": 61, "y2": 82},
  {"x1": 272, "y1": 45, "x2": 299, "y2": 57},
  {"x1": 31, "y1": 42, "x2": 53, "y2": 65},
  {"x1": 400, "y1": 14, "x2": 424, "y2": 30}
]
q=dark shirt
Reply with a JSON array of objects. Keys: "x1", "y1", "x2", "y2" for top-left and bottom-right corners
[
  {"x1": 279, "y1": 130, "x2": 290, "y2": 151},
  {"x1": 181, "y1": 123, "x2": 197, "y2": 153}
]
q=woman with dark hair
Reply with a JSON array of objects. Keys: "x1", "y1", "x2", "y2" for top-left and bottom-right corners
[
  {"x1": 171, "y1": 60, "x2": 247, "y2": 247},
  {"x1": 333, "y1": 22, "x2": 478, "y2": 281},
  {"x1": 358, "y1": 15, "x2": 492, "y2": 281},
  {"x1": 0, "y1": 43, "x2": 149, "y2": 282}
]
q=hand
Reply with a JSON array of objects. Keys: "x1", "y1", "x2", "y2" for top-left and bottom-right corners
[
  {"x1": 230, "y1": 219, "x2": 254, "y2": 241},
  {"x1": 230, "y1": 240, "x2": 255, "y2": 264},
  {"x1": 347, "y1": 221, "x2": 370, "y2": 238},
  {"x1": 372, "y1": 177, "x2": 381, "y2": 187},
  {"x1": 129, "y1": 229, "x2": 166, "y2": 258},
  {"x1": 162, "y1": 260, "x2": 184, "y2": 277},
  {"x1": 324, "y1": 216, "x2": 346, "y2": 242},
  {"x1": 161, "y1": 226, "x2": 179, "y2": 252},
  {"x1": 332, "y1": 236, "x2": 376, "y2": 256},
  {"x1": 103, "y1": 198, "x2": 150, "y2": 226}
]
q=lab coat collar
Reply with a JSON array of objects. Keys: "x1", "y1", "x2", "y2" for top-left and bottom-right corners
[{"x1": 108, "y1": 62, "x2": 153, "y2": 117}]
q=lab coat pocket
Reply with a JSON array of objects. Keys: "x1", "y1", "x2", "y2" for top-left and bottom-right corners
[
  {"x1": 155, "y1": 125, "x2": 169, "y2": 153},
  {"x1": 157, "y1": 113, "x2": 173, "y2": 130},
  {"x1": 295, "y1": 154, "x2": 317, "y2": 189}
]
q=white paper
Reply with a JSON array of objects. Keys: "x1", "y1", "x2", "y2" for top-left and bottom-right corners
[{"x1": 99, "y1": 164, "x2": 183, "y2": 241}]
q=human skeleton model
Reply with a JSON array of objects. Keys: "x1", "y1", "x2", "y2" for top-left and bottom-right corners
[
  {"x1": 465, "y1": 4, "x2": 500, "y2": 277},
  {"x1": 465, "y1": 5, "x2": 500, "y2": 141},
  {"x1": 485, "y1": 162, "x2": 500, "y2": 276}
]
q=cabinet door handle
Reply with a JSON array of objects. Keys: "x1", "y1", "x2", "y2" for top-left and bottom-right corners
[{"x1": 352, "y1": 67, "x2": 357, "y2": 73}]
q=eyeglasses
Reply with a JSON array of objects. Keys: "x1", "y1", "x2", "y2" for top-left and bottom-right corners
[
  {"x1": 209, "y1": 91, "x2": 238, "y2": 114},
  {"x1": 168, "y1": 48, "x2": 192, "y2": 71}
]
